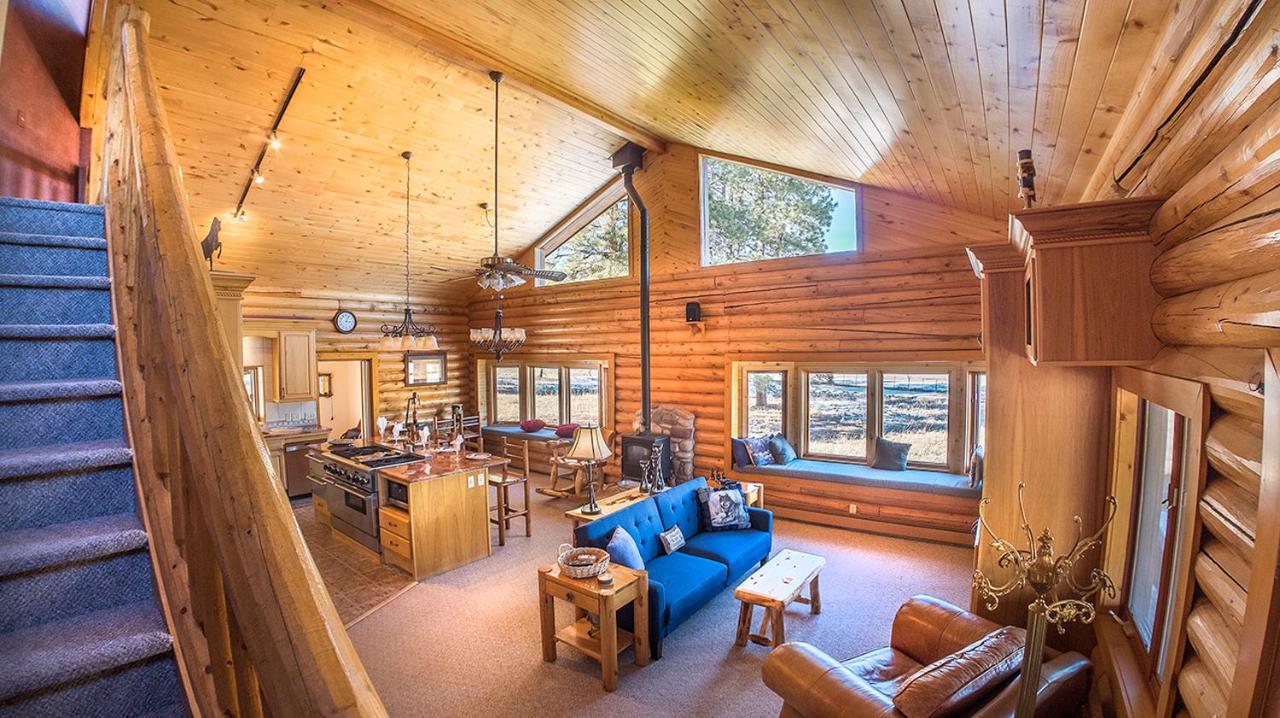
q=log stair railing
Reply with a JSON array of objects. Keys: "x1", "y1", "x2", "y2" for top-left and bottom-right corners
[{"x1": 98, "y1": 6, "x2": 386, "y2": 716}]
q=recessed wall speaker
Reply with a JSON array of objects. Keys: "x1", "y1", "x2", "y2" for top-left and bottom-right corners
[{"x1": 685, "y1": 301, "x2": 701, "y2": 323}]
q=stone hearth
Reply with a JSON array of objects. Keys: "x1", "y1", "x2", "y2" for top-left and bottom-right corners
[{"x1": 632, "y1": 405, "x2": 695, "y2": 483}]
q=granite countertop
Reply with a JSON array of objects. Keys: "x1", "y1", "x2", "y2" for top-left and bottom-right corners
[{"x1": 379, "y1": 452, "x2": 509, "y2": 484}]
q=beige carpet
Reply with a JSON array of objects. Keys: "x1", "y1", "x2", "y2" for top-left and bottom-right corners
[{"x1": 346, "y1": 487, "x2": 974, "y2": 717}]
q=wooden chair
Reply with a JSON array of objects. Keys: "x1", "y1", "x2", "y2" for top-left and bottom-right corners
[
  {"x1": 489, "y1": 438, "x2": 531, "y2": 546},
  {"x1": 433, "y1": 417, "x2": 456, "y2": 446},
  {"x1": 460, "y1": 415, "x2": 483, "y2": 453},
  {"x1": 542, "y1": 439, "x2": 592, "y2": 499}
]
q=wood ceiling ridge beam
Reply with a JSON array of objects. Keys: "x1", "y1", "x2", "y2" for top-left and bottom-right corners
[{"x1": 328, "y1": 0, "x2": 667, "y2": 154}]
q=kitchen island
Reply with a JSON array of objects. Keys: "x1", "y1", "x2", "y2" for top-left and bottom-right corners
[{"x1": 377, "y1": 453, "x2": 508, "y2": 579}]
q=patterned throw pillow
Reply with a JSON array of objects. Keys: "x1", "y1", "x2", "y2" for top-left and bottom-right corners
[
  {"x1": 744, "y1": 436, "x2": 775, "y2": 466},
  {"x1": 658, "y1": 525, "x2": 685, "y2": 554},
  {"x1": 697, "y1": 485, "x2": 751, "y2": 531}
]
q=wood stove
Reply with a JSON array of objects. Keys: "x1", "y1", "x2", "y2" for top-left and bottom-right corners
[{"x1": 620, "y1": 434, "x2": 672, "y2": 484}]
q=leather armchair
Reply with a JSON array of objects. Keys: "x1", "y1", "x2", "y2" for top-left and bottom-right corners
[{"x1": 762, "y1": 596, "x2": 1090, "y2": 718}]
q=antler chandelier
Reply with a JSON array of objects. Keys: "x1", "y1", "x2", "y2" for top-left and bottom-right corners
[
  {"x1": 974, "y1": 482, "x2": 1117, "y2": 718},
  {"x1": 381, "y1": 150, "x2": 439, "y2": 351},
  {"x1": 469, "y1": 70, "x2": 527, "y2": 360}
]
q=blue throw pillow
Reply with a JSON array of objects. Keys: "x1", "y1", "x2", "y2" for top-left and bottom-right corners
[
  {"x1": 697, "y1": 485, "x2": 751, "y2": 531},
  {"x1": 605, "y1": 527, "x2": 644, "y2": 570},
  {"x1": 731, "y1": 438, "x2": 752, "y2": 468},
  {"x1": 768, "y1": 434, "x2": 798, "y2": 464},
  {"x1": 744, "y1": 436, "x2": 775, "y2": 466},
  {"x1": 871, "y1": 437, "x2": 910, "y2": 471}
]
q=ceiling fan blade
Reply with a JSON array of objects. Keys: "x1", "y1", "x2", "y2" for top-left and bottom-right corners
[
  {"x1": 529, "y1": 269, "x2": 567, "y2": 282},
  {"x1": 427, "y1": 265, "x2": 472, "y2": 274}
]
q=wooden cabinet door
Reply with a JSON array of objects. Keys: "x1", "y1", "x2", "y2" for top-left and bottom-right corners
[
  {"x1": 269, "y1": 449, "x2": 286, "y2": 490},
  {"x1": 277, "y1": 330, "x2": 316, "y2": 401}
]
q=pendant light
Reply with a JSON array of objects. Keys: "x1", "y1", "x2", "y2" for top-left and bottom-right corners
[
  {"x1": 380, "y1": 150, "x2": 439, "y2": 351},
  {"x1": 469, "y1": 71, "x2": 527, "y2": 360}
]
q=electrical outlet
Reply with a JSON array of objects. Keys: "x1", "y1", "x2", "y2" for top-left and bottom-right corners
[{"x1": 848, "y1": 503, "x2": 858, "y2": 514}]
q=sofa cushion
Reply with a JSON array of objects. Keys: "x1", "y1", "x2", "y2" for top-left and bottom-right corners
[
  {"x1": 652, "y1": 477, "x2": 707, "y2": 540},
  {"x1": 606, "y1": 527, "x2": 645, "y2": 570},
  {"x1": 892, "y1": 626, "x2": 1026, "y2": 718},
  {"x1": 734, "y1": 459, "x2": 980, "y2": 499},
  {"x1": 573, "y1": 499, "x2": 666, "y2": 563},
  {"x1": 644, "y1": 551, "x2": 728, "y2": 628},
  {"x1": 842, "y1": 645, "x2": 925, "y2": 698},
  {"x1": 681, "y1": 528, "x2": 771, "y2": 579}
]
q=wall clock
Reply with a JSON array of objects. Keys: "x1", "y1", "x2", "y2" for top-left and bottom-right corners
[{"x1": 332, "y1": 310, "x2": 358, "y2": 334}]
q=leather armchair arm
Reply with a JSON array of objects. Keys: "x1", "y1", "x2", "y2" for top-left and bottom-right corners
[
  {"x1": 763, "y1": 643, "x2": 900, "y2": 718},
  {"x1": 748, "y1": 506, "x2": 773, "y2": 534}
]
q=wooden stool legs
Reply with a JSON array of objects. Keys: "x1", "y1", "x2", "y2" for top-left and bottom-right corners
[
  {"x1": 490, "y1": 477, "x2": 531, "y2": 547},
  {"x1": 735, "y1": 576, "x2": 820, "y2": 648}
]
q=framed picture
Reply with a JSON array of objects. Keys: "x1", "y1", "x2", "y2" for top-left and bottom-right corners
[
  {"x1": 317, "y1": 373, "x2": 333, "y2": 398},
  {"x1": 405, "y1": 351, "x2": 447, "y2": 386}
]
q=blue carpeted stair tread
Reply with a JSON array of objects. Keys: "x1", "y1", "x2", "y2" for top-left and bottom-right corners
[
  {"x1": 0, "y1": 514, "x2": 147, "y2": 578},
  {"x1": 0, "y1": 600, "x2": 172, "y2": 701},
  {"x1": 0, "y1": 274, "x2": 110, "y2": 289},
  {"x1": 0, "y1": 441, "x2": 132, "y2": 480},
  {"x1": 0, "y1": 379, "x2": 121, "y2": 404},
  {"x1": 0, "y1": 323, "x2": 115, "y2": 339},
  {"x1": 0, "y1": 231, "x2": 107, "y2": 250}
]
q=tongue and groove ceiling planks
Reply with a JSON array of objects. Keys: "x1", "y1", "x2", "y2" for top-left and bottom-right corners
[{"x1": 87, "y1": 0, "x2": 1174, "y2": 296}]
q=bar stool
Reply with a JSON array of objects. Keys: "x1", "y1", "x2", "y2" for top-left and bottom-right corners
[{"x1": 489, "y1": 438, "x2": 531, "y2": 546}]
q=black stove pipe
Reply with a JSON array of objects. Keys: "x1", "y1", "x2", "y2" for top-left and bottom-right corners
[{"x1": 613, "y1": 143, "x2": 650, "y2": 433}]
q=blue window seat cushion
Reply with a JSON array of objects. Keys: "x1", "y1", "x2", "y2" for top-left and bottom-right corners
[
  {"x1": 681, "y1": 528, "x2": 771, "y2": 579},
  {"x1": 644, "y1": 552, "x2": 728, "y2": 628},
  {"x1": 735, "y1": 459, "x2": 980, "y2": 499},
  {"x1": 481, "y1": 425, "x2": 560, "y2": 443}
]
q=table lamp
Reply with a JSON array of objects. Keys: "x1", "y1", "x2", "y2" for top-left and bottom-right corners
[{"x1": 568, "y1": 424, "x2": 611, "y2": 515}]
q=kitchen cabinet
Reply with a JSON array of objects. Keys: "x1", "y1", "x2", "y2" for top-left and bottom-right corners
[
  {"x1": 276, "y1": 330, "x2": 317, "y2": 400},
  {"x1": 1009, "y1": 197, "x2": 1163, "y2": 366}
]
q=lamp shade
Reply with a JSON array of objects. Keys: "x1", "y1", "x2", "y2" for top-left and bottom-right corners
[{"x1": 567, "y1": 424, "x2": 611, "y2": 462}]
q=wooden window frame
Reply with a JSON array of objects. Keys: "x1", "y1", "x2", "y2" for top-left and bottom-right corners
[
  {"x1": 533, "y1": 179, "x2": 635, "y2": 286},
  {"x1": 732, "y1": 360, "x2": 978, "y2": 474},
  {"x1": 1097, "y1": 367, "x2": 1209, "y2": 718},
  {"x1": 483, "y1": 354, "x2": 614, "y2": 432},
  {"x1": 967, "y1": 370, "x2": 987, "y2": 457},
  {"x1": 490, "y1": 364, "x2": 523, "y2": 425},
  {"x1": 698, "y1": 151, "x2": 863, "y2": 268},
  {"x1": 742, "y1": 368, "x2": 789, "y2": 438}
]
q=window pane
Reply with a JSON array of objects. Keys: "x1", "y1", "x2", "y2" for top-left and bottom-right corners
[
  {"x1": 543, "y1": 198, "x2": 629, "y2": 283},
  {"x1": 703, "y1": 156, "x2": 857, "y2": 266},
  {"x1": 532, "y1": 367, "x2": 561, "y2": 424},
  {"x1": 1129, "y1": 401, "x2": 1177, "y2": 649},
  {"x1": 494, "y1": 366, "x2": 520, "y2": 423},
  {"x1": 882, "y1": 373, "x2": 950, "y2": 464},
  {"x1": 569, "y1": 368, "x2": 601, "y2": 425},
  {"x1": 806, "y1": 372, "x2": 867, "y2": 458},
  {"x1": 746, "y1": 371, "x2": 785, "y2": 435},
  {"x1": 973, "y1": 372, "x2": 987, "y2": 450}
]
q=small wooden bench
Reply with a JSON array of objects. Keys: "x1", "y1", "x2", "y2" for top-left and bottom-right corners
[{"x1": 733, "y1": 549, "x2": 825, "y2": 649}]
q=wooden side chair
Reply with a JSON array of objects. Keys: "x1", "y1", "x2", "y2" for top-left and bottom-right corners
[
  {"x1": 434, "y1": 417, "x2": 457, "y2": 446},
  {"x1": 489, "y1": 437, "x2": 531, "y2": 546},
  {"x1": 541, "y1": 439, "x2": 584, "y2": 499},
  {"x1": 460, "y1": 415, "x2": 483, "y2": 453}
]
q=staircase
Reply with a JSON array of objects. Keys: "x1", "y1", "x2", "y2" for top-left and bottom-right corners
[{"x1": 0, "y1": 197, "x2": 185, "y2": 717}]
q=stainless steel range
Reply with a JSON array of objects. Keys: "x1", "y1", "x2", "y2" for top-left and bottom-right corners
[{"x1": 308, "y1": 444, "x2": 423, "y2": 552}]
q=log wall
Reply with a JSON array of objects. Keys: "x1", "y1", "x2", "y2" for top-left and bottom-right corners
[
  {"x1": 471, "y1": 143, "x2": 1004, "y2": 535},
  {"x1": 243, "y1": 286, "x2": 473, "y2": 425},
  {"x1": 1089, "y1": 3, "x2": 1279, "y2": 713}
]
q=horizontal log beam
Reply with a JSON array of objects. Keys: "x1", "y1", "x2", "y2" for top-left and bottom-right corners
[
  {"x1": 1205, "y1": 414, "x2": 1264, "y2": 494},
  {"x1": 1148, "y1": 346, "x2": 1264, "y2": 421},
  {"x1": 1152, "y1": 268, "x2": 1280, "y2": 347},
  {"x1": 1151, "y1": 204, "x2": 1280, "y2": 296},
  {"x1": 1196, "y1": 549, "x2": 1248, "y2": 627},
  {"x1": 1187, "y1": 600, "x2": 1241, "y2": 697}
]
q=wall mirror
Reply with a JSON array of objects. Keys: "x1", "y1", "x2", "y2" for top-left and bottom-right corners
[
  {"x1": 1101, "y1": 367, "x2": 1208, "y2": 710},
  {"x1": 405, "y1": 351, "x2": 447, "y2": 386}
]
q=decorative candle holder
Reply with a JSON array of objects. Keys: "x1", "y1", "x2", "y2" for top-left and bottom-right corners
[{"x1": 973, "y1": 482, "x2": 1117, "y2": 718}]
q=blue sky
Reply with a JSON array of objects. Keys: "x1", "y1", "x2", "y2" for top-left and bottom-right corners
[{"x1": 825, "y1": 188, "x2": 857, "y2": 252}]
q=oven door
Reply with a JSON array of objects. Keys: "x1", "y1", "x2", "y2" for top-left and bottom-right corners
[{"x1": 327, "y1": 480, "x2": 379, "y2": 537}]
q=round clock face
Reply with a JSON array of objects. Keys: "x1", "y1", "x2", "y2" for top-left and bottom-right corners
[{"x1": 332, "y1": 310, "x2": 358, "y2": 334}]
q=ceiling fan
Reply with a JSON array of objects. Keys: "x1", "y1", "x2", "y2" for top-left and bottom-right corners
[{"x1": 430, "y1": 71, "x2": 567, "y2": 292}]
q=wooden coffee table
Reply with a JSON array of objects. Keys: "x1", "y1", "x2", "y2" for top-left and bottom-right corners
[
  {"x1": 538, "y1": 563, "x2": 649, "y2": 691},
  {"x1": 733, "y1": 549, "x2": 825, "y2": 649}
]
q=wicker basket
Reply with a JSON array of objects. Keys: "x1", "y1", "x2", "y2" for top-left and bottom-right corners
[{"x1": 557, "y1": 544, "x2": 610, "y2": 579}]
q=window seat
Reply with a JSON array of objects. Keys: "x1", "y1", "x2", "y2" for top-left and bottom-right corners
[
  {"x1": 480, "y1": 425, "x2": 562, "y2": 443},
  {"x1": 734, "y1": 459, "x2": 980, "y2": 499}
]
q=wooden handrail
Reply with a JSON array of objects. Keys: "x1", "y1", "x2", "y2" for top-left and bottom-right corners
[{"x1": 99, "y1": 6, "x2": 386, "y2": 717}]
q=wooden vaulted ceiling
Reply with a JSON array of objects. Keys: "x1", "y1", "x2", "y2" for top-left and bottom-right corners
[
  {"x1": 93, "y1": 0, "x2": 627, "y2": 295},
  {"x1": 91, "y1": 0, "x2": 1175, "y2": 295},
  {"x1": 369, "y1": 0, "x2": 1173, "y2": 218}
]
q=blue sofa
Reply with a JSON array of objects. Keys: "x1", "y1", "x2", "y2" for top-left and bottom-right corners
[{"x1": 573, "y1": 477, "x2": 773, "y2": 659}]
